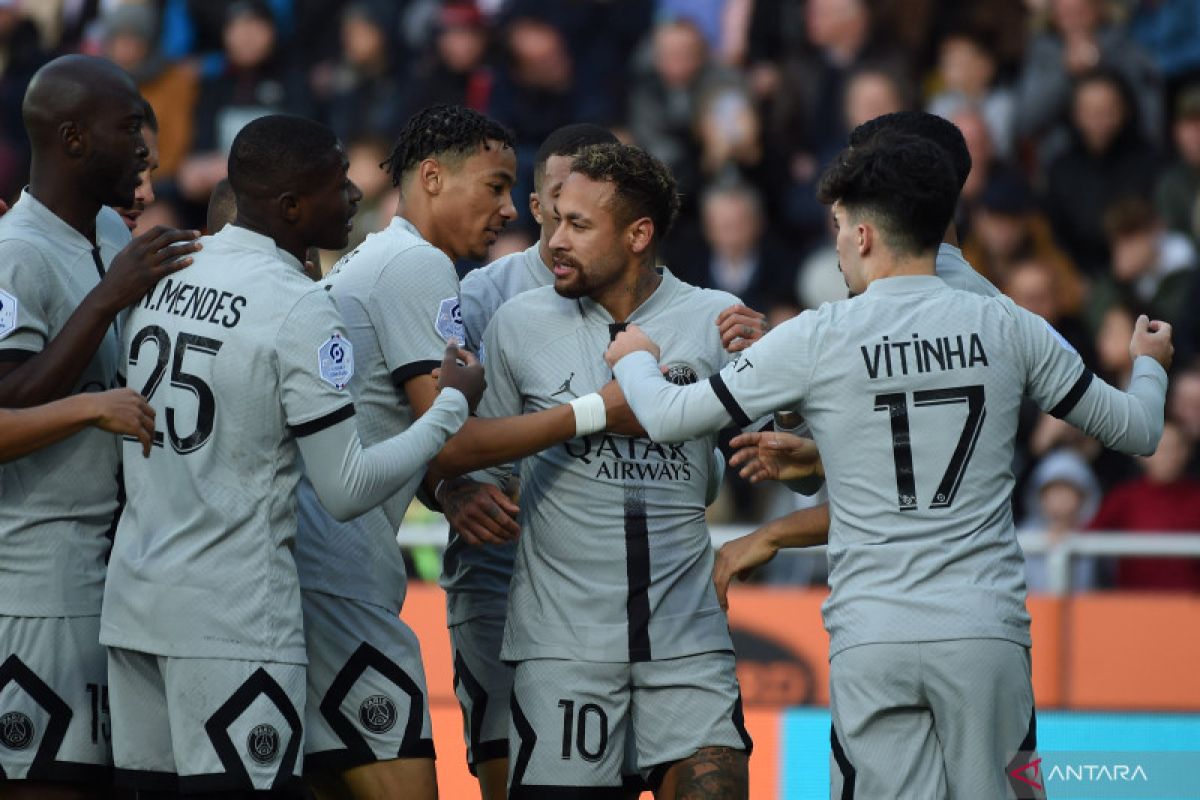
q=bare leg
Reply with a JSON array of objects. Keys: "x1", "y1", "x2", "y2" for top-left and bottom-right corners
[{"x1": 655, "y1": 747, "x2": 748, "y2": 800}]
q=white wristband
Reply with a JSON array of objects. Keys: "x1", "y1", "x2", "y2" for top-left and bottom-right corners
[{"x1": 569, "y1": 393, "x2": 607, "y2": 437}]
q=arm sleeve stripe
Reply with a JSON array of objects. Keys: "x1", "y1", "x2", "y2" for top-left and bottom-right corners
[
  {"x1": 709, "y1": 374, "x2": 753, "y2": 428},
  {"x1": 391, "y1": 360, "x2": 442, "y2": 391},
  {"x1": 0, "y1": 349, "x2": 35, "y2": 364},
  {"x1": 1048, "y1": 368, "x2": 1094, "y2": 419},
  {"x1": 289, "y1": 403, "x2": 356, "y2": 438}
]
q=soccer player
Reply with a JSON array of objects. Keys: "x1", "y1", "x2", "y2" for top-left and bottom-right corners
[
  {"x1": 443, "y1": 121, "x2": 618, "y2": 798},
  {"x1": 115, "y1": 100, "x2": 159, "y2": 234},
  {"x1": 0, "y1": 54, "x2": 199, "y2": 796},
  {"x1": 101, "y1": 114, "x2": 484, "y2": 796},
  {"x1": 606, "y1": 133, "x2": 1172, "y2": 799},
  {"x1": 465, "y1": 143, "x2": 751, "y2": 798}
]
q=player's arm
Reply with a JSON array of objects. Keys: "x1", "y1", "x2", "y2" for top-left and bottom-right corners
[
  {"x1": 712, "y1": 503, "x2": 831, "y2": 610},
  {"x1": 0, "y1": 388, "x2": 155, "y2": 462},
  {"x1": 1022, "y1": 308, "x2": 1171, "y2": 456},
  {"x1": 727, "y1": 430, "x2": 824, "y2": 485},
  {"x1": 0, "y1": 227, "x2": 199, "y2": 407},
  {"x1": 297, "y1": 346, "x2": 482, "y2": 521}
]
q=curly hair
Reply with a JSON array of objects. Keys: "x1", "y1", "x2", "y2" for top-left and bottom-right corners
[
  {"x1": 380, "y1": 104, "x2": 514, "y2": 187},
  {"x1": 569, "y1": 143, "x2": 681, "y2": 244},
  {"x1": 848, "y1": 111, "x2": 971, "y2": 193},
  {"x1": 817, "y1": 133, "x2": 957, "y2": 256}
]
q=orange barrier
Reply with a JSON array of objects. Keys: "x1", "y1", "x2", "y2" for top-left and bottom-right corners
[{"x1": 402, "y1": 585, "x2": 1200, "y2": 796}]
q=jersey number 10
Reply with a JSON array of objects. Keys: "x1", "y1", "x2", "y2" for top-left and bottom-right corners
[
  {"x1": 129, "y1": 325, "x2": 223, "y2": 453},
  {"x1": 873, "y1": 384, "x2": 986, "y2": 511}
]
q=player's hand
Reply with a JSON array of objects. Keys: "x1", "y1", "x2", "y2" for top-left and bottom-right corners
[
  {"x1": 87, "y1": 388, "x2": 156, "y2": 457},
  {"x1": 600, "y1": 380, "x2": 647, "y2": 437},
  {"x1": 1129, "y1": 315, "x2": 1173, "y2": 371},
  {"x1": 96, "y1": 226, "x2": 201, "y2": 313},
  {"x1": 713, "y1": 530, "x2": 778, "y2": 610},
  {"x1": 438, "y1": 476, "x2": 520, "y2": 545},
  {"x1": 728, "y1": 431, "x2": 823, "y2": 483},
  {"x1": 435, "y1": 345, "x2": 486, "y2": 413},
  {"x1": 716, "y1": 304, "x2": 768, "y2": 353},
  {"x1": 603, "y1": 324, "x2": 660, "y2": 368}
]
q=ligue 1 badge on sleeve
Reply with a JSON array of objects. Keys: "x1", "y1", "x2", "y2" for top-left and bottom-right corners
[
  {"x1": 0, "y1": 289, "x2": 17, "y2": 340},
  {"x1": 318, "y1": 333, "x2": 354, "y2": 390},
  {"x1": 435, "y1": 296, "x2": 465, "y2": 344}
]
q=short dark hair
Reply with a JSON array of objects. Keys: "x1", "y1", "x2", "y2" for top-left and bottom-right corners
[
  {"x1": 228, "y1": 114, "x2": 340, "y2": 198},
  {"x1": 570, "y1": 143, "x2": 680, "y2": 245},
  {"x1": 1103, "y1": 195, "x2": 1158, "y2": 239},
  {"x1": 532, "y1": 123, "x2": 618, "y2": 191},
  {"x1": 817, "y1": 133, "x2": 957, "y2": 256},
  {"x1": 141, "y1": 98, "x2": 158, "y2": 133},
  {"x1": 380, "y1": 104, "x2": 514, "y2": 187},
  {"x1": 848, "y1": 111, "x2": 972, "y2": 193}
]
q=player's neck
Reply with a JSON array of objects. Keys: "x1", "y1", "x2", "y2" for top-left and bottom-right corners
[
  {"x1": 232, "y1": 212, "x2": 308, "y2": 266},
  {"x1": 27, "y1": 167, "x2": 100, "y2": 244},
  {"x1": 592, "y1": 263, "x2": 661, "y2": 322},
  {"x1": 863, "y1": 252, "x2": 937, "y2": 286},
  {"x1": 398, "y1": 197, "x2": 459, "y2": 261}
]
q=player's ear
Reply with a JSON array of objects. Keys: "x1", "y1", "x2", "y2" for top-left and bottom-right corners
[
  {"x1": 857, "y1": 221, "x2": 871, "y2": 257},
  {"x1": 59, "y1": 121, "x2": 84, "y2": 158},
  {"x1": 278, "y1": 191, "x2": 302, "y2": 224},
  {"x1": 529, "y1": 192, "x2": 543, "y2": 226},
  {"x1": 628, "y1": 217, "x2": 654, "y2": 255},
  {"x1": 418, "y1": 158, "x2": 442, "y2": 197}
]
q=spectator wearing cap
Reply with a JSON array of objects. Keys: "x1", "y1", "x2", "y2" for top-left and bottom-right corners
[
  {"x1": 1154, "y1": 83, "x2": 1200, "y2": 242},
  {"x1": 1087, "y1": 196, "x2": 1197, "y2": 334},
  {"x1": 1043, "y1": 67, "x2": 1162, "y2": 277},
  {"x1": 1019, "y1": 448, "x2": 1104, "y2": 593},
  {"x1": 100, "y1": 3, "x2": 198, "y2": 180},
  {"x1": 963, "y1": 170, "x2": 1086, "y2": 314},
  {"x1": 176, "y1": 0, "x2": 313, "y2": 217}
]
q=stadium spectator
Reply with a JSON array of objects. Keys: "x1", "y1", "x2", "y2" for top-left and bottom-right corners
[
  {"x1": 1016, "y1": 0, "x2": 1160, "y2": 166},
  {"x1": 1003, "y1": 256, "x2": 1093, "y2": 361},
  {"x1": 1020, "y1": 448, "x2": 1103, "y2": 593},
  {"x1": 1090, "y1": 419, "x2": 1200, "y2": 591},
  {"x1": 99, "y1": 3, "x2": 198, "y2": 180},
  {"x1": 395, "y1": 2, "x2": 493, "y2": 123},
  {"x1": 928, "y1": 27, "x2": 1016, "y2": 160},
  {"x1": 319, "y1": 1, "x2": 406, "y2": 143},
  {"x1": 1043, "y1": 68, "x2": 1162, "y2": 277},
  {"x1": 694, "y1": 76, "x2": 764, "y2": 184},
  {"x1": 1154, "y1": 83, "x2": 1200, "y2": 241},
  {"x1": 1087, "y1": 196, "x2": 1197, "y2": 334},
  {"x1": 0, "y1": 0, "x2": 48, "y2": 201},
  {"x1": 1168, "y1": 367, "x2": 1200, "y2": 476},
  {"x1": 843, "y1": 65, "x2": 910, "y2": 132}
]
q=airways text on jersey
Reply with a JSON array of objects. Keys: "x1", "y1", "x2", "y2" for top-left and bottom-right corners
[
  {"x1": 564, "y1": 434, "x2": 695, "y2": 482},
  {"x1": 140, "y1": 277, "x2": 248, "y2": 330}
]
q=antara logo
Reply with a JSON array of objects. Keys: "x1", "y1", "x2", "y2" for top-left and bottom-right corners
[{"x1": 1009, "y1": 757, "x2": 1043, "y2": 790}]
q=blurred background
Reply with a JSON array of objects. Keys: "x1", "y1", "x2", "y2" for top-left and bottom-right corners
[{"x1": 3, "y1": 0, "x2": 1198, "y2": 795}]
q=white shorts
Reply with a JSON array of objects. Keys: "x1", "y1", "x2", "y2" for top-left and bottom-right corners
[
  {"x1": 508, "y1": 651, "x2": 751, "y2": 796},
  {"x1": 302, "y1": 590, "x2": 434, "y2": 775},
  {"x1": 449, "y1": 613, "x2": 512, "y2": 772},
  {"x1": 0, "y1": 614, "x2": 110, "y2": 785},
  {"x1": 107, "y1": 648, "x2": 304, "y2": 794}
]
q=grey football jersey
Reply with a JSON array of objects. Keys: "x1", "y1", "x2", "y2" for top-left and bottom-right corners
[
  {"x1": 0, "y1": 190, "x2": 131, "y2": 616},
  {"x1": 615, "y1": 275, "x2": 1167, "y2": 657},
  {"x1": 441, "y1": 243, "x2": 553, "y2": 626},
  {"x1": 936, "y1": 243, "x2": 1000, "y2": 297},
  {"x1": 292, "y1": 216, "x2": 461, "y2": 608},
  {"x1": 101, "y1": 225, "x2": 356, "y2": 663},
  {"x1": 483, "y1": 269, "x2": 739, "y2": 663}
]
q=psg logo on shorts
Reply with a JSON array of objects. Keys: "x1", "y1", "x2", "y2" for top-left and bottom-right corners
[
  {"x1": 246, "y1": 723, "x2": 281, "y2": 764},
  {"x1": 664, "y1": 363, "x2": 700, "y2": 386},
  {"x1": 0, "y1": 711, "x2": 34, "y2": 750},
  {"x1": 359, "y1": 695, "x2": 397, "y2": 734}
]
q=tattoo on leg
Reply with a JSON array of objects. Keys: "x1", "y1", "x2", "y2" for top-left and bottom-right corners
[{"x1": 673, "y1": 746, "x2": 748, "y2": 799}]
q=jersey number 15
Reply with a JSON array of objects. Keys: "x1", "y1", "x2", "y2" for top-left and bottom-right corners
[{"x1": 874, "y1": 384, "x2": 985, "y2": 511}]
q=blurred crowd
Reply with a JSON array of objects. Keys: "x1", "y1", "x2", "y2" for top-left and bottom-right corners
[{"x1": 2, "y1": 0, "x2": 1198, "y2": 591}]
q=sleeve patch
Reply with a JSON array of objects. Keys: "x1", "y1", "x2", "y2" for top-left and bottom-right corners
[
  {"x1": 318, "y1": 333, "x2": 354, "y2": 389},
  {"x1": 0, "y1": 290, "x2": 17, "y2": 340},
  {"x1": 435, "y1": 296, "x2": 465, "y2": 344},
  {"x1": 1043, "y1": 318, "x2": 1077, "y2": 354}
]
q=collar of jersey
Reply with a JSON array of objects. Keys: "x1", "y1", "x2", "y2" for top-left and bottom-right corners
[
  {"x1": 219, "y1": 224, "x2": 305, "y2": 272},
  {"x1": 390, "y1": 215, "x2": 425, "y2": 242},
  {"x1": 576, "y1": 266, "x2": 679, "y2": 323},
  {"x1": 524, "y1": 243, "x2": 553, "y2": 287},
  {"x1": 862, "y1": 274, "x2": 946, "y2": 295},
  {"x1": 937, "y1": 242, "x2": 963, "y2": 259},
  {"x1": 13, "y1": 188, "x2": 99, "y2": 252}
]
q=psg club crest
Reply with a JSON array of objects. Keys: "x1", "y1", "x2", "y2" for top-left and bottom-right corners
[
  {"x1": 358, "y1": 695, "x2": 398, "y2": 734},
  {"x1": 664, "y1": 363, "x2": 700, "y2": 386},
  {"x1": 0, "y1": 711, "x2": 33, "y2": 750},
  {"x1": 318, "y1": 333, "x2": 354, "y2": 390},
  {"x1": 246, "y1": 723, "x2": 281, "y2": 764}
]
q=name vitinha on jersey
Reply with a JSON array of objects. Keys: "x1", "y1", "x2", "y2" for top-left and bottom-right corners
[
  {"x1": 861, "y1": 332, "x2": 989, "y2": 379},
  {"x1": 140, "y1": 277, "x2": 247, "y2": 329},
  {"x1": 564, "y1": 434, "x2": 695, "y2": 481}
]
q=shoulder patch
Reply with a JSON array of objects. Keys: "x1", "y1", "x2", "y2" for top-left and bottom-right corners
[
  {"x1": 0, "y1": 289, "x2": 17, "y2": 340},
  {"x1": 435, "y1": 296, "x2": 465, "y2": 344},
  {"x1": 1043, "y1": 318, "x2": 1078, "y2": 354},
  {"x1": 318, "y1": 333, "x2": 354, "y2": 389}
]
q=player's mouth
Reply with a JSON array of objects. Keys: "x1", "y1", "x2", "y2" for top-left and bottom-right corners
[
  {"x1": 345, "y1": 204, "x2": 358, "y2": 231},
  {"x1": 484, "y1": 227, "x2": 501, "y2": 244},
  {"x1": 552, "y1": 256, "x2": 578, "y2": 278}
]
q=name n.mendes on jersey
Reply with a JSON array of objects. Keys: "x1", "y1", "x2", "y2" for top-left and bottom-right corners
[
  {"x1": 861, "y1": 332, "x2": 989, "y2": 380},
  {"x1": 564, "y1": 433, "x2": 696, "y2": 482},
  {"x1": 139, "y1": 277, "x2": 248, "y2": 329}
]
